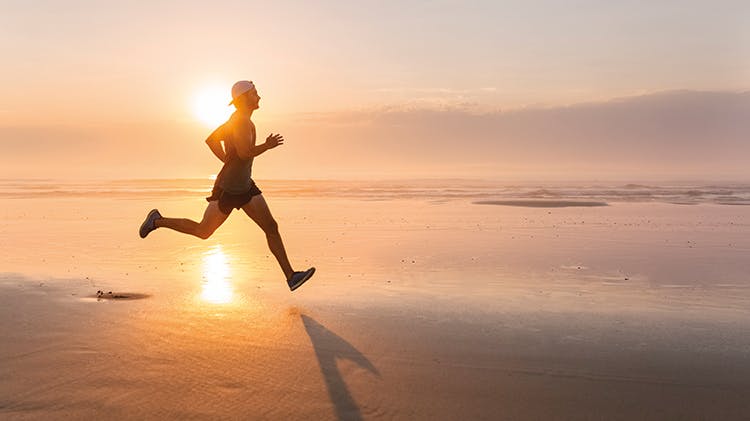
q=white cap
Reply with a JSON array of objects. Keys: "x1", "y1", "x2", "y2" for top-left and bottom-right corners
[{"x1": 228, "y1": 80, "x2": 256, "y2": 105}]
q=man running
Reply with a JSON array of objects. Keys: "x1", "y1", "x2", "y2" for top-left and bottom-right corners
[{"x1": 138, "y1": 80, "x2": 315, "y2": 291}]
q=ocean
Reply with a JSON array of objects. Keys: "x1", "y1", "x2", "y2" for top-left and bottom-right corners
[{"x1": 2, "y1": 178, "x2": 750, "y2": 205}]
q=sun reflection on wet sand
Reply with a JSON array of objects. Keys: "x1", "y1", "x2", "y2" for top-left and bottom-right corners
[{"x1": 201, "y1": 245, "x2": 234, "y2": 304}]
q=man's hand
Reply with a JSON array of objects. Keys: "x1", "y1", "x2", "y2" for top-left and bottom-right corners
[{"x1": 264, "y1": 133, "x2": 284, "y2": 149}]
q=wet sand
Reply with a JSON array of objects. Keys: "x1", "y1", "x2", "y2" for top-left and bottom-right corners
[{"x1": 2, "y1": 188, "x2": 750, "y2": 419}]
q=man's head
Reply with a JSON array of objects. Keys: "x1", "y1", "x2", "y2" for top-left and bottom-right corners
[{"x1": 229, "y1": 80, "x2": 261, "y2": 111}]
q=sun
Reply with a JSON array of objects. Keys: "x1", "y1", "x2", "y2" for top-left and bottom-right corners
[{"x1": 191, "y1": 86, "x2": 233, "y2": 127}]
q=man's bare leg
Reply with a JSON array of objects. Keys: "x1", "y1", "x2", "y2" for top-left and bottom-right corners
[
  {"x1": 241, "y1": 194, "x2": 294, "y2": 280},
  {"x1": 155, "y1": 201, "x2": 229, "y2": 239}
]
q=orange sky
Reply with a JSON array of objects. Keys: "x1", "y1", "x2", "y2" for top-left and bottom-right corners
[{"x1": 1, "y1": 1, "x2": 748, "y2": 180}]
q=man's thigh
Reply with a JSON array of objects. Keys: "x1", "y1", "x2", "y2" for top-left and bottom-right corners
[
  {"x1": 201, "y1": 200, "x2": 231, "y2": 229},
  {"x1": 241, "y1": 194, "x2": 276, "y2": 229}
]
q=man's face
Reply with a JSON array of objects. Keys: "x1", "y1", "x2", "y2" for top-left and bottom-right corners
[{"x1": 243, "y1": 90, "x2": 261, "y2": 110}]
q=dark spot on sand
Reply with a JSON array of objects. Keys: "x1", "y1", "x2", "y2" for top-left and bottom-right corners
[{"x1": 93, "y1": 290, "x2": 150, "y2": 301}]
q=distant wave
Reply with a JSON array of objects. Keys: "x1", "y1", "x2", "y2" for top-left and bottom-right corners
[
  {"x1": 1, "y1": 179, "x2": 749, "y2": 205},
  {"x1": 475, "y1": 200, "x2": 608, "y2": 208}
]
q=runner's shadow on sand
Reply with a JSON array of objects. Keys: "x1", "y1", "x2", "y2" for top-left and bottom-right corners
[{"x1": 301, "y1": 314, "x2": 380, "y2": 421}]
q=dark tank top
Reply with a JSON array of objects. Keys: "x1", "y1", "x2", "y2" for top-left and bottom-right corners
[{"x1": 213, "y1": 113, "x2": 255, "y2": 194}]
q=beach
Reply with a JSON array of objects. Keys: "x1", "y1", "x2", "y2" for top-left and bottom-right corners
[{"x1": 2, "y1": 179, "x2": 750, "y2": 420}]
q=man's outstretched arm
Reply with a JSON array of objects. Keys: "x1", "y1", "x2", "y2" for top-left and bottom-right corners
[{"x1": 237, "y1": 133, "x2": 284, "y2": 160}]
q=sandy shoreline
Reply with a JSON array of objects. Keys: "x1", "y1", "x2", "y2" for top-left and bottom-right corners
[
  {"x1": 2, "y1": 192, "x2": 750, "y2": 419},
  {"x1": 2, "y1": 277, "x2": 750, "y2": 420}
]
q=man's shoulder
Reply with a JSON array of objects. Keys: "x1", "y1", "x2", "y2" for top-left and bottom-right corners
[
  {"x1": 212, "y1": 114, "x2": 237, "y2": 139},
  {"x1": 225, "y1": 112, "x2": 254, "y2": 130}
]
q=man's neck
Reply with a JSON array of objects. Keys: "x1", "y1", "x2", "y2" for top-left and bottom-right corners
[{"x1": 235, "y1": 108, "x2": 254, "y2": 120}]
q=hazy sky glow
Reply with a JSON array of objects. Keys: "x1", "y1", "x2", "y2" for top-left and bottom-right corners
[{"x1": 1, "y1": 0, "x2": 748, "y2": 180}]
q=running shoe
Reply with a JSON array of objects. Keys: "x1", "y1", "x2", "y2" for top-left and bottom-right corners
[
  {"x1": 287, "y1": 267, "x2": 316, "y2": 291},
  {"x1": 139, "y1": 209, "x2": 162, "y2": 238}
]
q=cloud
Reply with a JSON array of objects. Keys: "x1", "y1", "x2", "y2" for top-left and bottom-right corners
[
  {"x1": 377, "y1": 90, "x2": 748, "y2": 156},
  {"x1": 273, "y1": 90, "x2": 750, "y2": 179}
]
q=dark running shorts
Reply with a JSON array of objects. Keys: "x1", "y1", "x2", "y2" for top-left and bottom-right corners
[{"x1": 205, "y1": 183, "x2": 262, "y2": 215}]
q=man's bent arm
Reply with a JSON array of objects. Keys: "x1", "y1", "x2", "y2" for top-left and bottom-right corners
[
  {"x1": 234, "y1": 143, "x2": 271, "y2": 160},
  {"x1": 205, "y1": 127, "x2": 226, "y2": 162},
  {"x1": 206, "y1": 138, "x2": 226, "y2": 162},
  {"x1": 236, "y1": 134, "x2": 283, "y2": 159},
  {"x1": 245, "y1": 143, "x2": 271, "y2": 158}
]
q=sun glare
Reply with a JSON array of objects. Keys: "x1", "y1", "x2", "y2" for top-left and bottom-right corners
[
  {"x1": 192, "y1": 87, "x2": 233, "y2": 127},
  {"x1": 201, "y1": 245, "x2": 233, "y2": 304}
]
